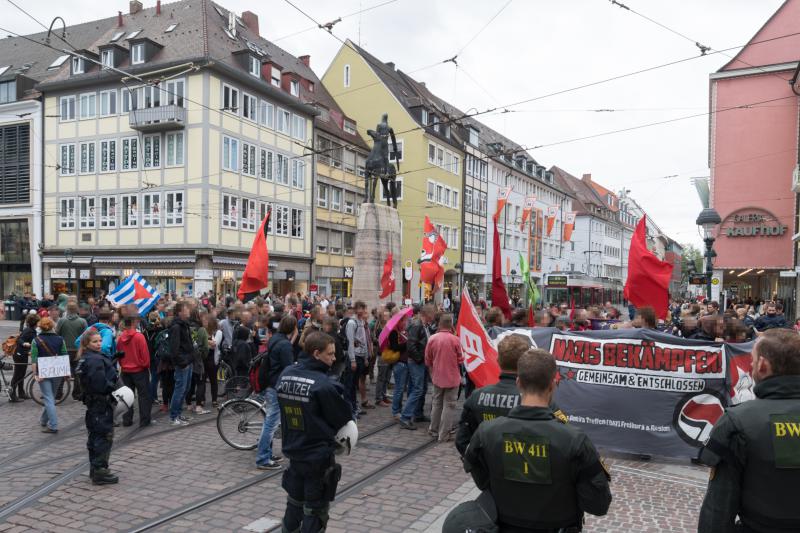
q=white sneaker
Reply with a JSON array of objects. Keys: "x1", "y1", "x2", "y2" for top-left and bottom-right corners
[
  {"x1": 195, "y1": 407, "x2": 211, "y2": 415},
  {"x1": 171, "y1": 418, "x2": 189, "y2": 426}
]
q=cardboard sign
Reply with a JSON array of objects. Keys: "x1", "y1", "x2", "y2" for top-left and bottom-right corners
[{"x1": 37, "y1": 355, "x2": 71, "y2": 379}]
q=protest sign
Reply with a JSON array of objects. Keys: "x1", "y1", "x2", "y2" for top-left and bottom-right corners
[{"x1": 36, "y1": 355, "x2": 71, "y2": 379}]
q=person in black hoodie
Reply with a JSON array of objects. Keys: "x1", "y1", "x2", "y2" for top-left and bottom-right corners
[
  {"x1": 276, "y1": 331, "x2": 352, "y2": 533},
  {"x1": 168, "y1": 301, "x2": 195, "y2": 426},
  {"x1": 254, "y1": 314, "x2": 297, "y2": 470},
  {"x1": 8, "y1": 313, "x2": 38, "y2": 402}
]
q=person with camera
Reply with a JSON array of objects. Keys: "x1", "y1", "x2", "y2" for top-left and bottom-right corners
[
  {"x1": 76, "y1": 329, "x2": 119, "y2": 485},
  {"x1": 168, "y1": 301, "x2": 195, "y2": 426},
  {"x1": 276, "y1": 331, "x2": 353, "y2": 533},
  {"x1": 117, "y1": 314, "x2": 152, "y2": 428}
]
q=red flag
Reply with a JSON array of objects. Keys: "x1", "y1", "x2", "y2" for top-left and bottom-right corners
[
  {"x1": 528, "y1": 304, "x2": 536, "y2": 327},
  {"x1": 623, "y1": 216, "x2": 673, "y2": 319},
  {"x1": 237, "y1": 210, "x2": 271, "y2": 301},
  {"x1": 456, "y1": 284, "x2": 500, "y2": 388},
  {"x1": 546, "y1": 206, "x2": 558, "y2": 237},
  {"x1": 563, "y1": 212, "x2": 576, "y2": 241},
  {"x1": 379, "y1": 253, "x2": 395, "y2": 299},
  {"x1": 520, "y1": 196, "x2": 536, "y2": 231},
  {"x1": 494, "y1": 186, "x2": 512, "y2": 222},
  {"x1": 419, "y1": 216, "x2": 447, "y2": 293},
  {"x1": 133, "y1": 280, "x2": 152, "y2": 300},
  {"x1": 491, "y1": 217, "x2": 512, "y2": 320}
]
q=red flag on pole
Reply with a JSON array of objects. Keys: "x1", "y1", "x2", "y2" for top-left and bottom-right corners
[
  {"x1": 456, "y1": 284, "x2": 500, "y2": 388},
  {"x1": 623, "y1": 215, "x2": 674, "y2": 319},
  {"x1": 563, "y1": 212, "x2": 576, "y2": 241},
  {"x1": 379, "y1": 253, "x2": 395, "y2": 299},
  {"x1": 494, "y1": 186, "x2": 512, "y2": 222},
  {"x1": 491, "y1": 217, "x2": 512, "y2": 320},
  {"x1": 520, "y1": 195, "x2": 536, "y2": 231},
  {"x1": 528, "y1": 304, "x2": 536, "y2": 327},
  {"x1": 546, "y1": 205, "x2": 558, "y2": 237},
  {"x1": 419, "y1": 216, "x2": 447, "y2": 293},
  {"x1": 237, "y1": 210, "x2": 270, "y2": 302}
]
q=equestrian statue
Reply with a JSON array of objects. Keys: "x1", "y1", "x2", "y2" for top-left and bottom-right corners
[{"x1": 364, "y1": 113, "x2": 401, "y2": 208}]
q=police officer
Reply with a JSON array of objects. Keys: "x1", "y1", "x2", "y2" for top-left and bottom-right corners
[
  {"x1": 455, "y1": 335, "x2": 568, "y2": 456},
  {"x1": 276, "y1": 331, "x2": 352, "y2": 533},
  {"x1": 76, "y1": 328, "x2": 119, "y2": 485},
  {"x1": 445, "y1": 349, "x2": 611, "y2": 533},
  {"x1": 698, "y1": 328, "x2": 800, "y2": 532}
]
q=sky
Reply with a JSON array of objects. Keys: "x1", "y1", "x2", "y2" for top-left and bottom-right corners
[{"x1": 3, "y1": 0, "x2": 788, "y2": 248}]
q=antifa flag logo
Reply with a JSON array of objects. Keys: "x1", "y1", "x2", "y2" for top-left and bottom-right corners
[
  {"x1": 674, "y1": 393, "x2": 725, "y2": 447},
  {"x1": 492, "y1": 328, "x2": 538, "y2": 350}
]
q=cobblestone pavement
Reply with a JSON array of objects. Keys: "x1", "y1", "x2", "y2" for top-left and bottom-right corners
[{"x1": 0, "y1": 321, "x2": 711, "y2": 532}]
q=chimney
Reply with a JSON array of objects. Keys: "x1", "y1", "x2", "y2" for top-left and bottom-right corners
[
  {"x1": 241, "y1": 11, "x2": 259, "y2": 36},
  {"x1": 129, "y1": 0, "x2": 142, "y2": 15},
  {"x1": 156, "y1": 0, "x2": 161, "y2": 15},
  {"x1": 298, "y1": 55, "x2": 310, "y2": 67},
  {"x1": 385, "y1": 61, "x2": 395, "y2": 70},
  {"x1": 582, "y1": 173, "x2": 592, "y2": 182},
  {"x1": 117, "y1": 10, "x2": 123, "y2": 27}
]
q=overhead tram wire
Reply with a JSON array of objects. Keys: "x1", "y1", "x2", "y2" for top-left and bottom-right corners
[
  {"x1": 272, "y1": 0, "x2": 400, "y2": 42},
  {"x1": 453, "y1": 0, "x2": 513, "y2": 59}
]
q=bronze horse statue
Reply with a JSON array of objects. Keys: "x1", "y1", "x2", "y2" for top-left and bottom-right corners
[{"x1": 364, "y1": 113, "x2": 401, "y2": 208}]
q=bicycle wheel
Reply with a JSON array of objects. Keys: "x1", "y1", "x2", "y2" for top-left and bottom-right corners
[
  {"x1": 216, "y1": 398, "x2": 265, "y2": 450},
  {"x1": 27, "y1": 377, "x2": 72, "y2": 406},
  {"x1": 217, "y1": 361, "x2": 232, "y2": 394},
  {"x1": 223, "y1": 375, "x2": 252, "y2": 399}
]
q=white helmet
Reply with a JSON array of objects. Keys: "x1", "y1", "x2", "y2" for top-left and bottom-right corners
[
  {"x1": 334, "y1": 420, "x2": 359, "y2": 455},
  {"x1": 112, "y1": 386, "x2": 134, "y2": 417}
]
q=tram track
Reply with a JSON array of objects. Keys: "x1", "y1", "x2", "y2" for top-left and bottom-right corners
[
  {"x1": 125, "y1": 419, "x2": 437, "y2": 533},
  {"x1": 0, "y1": 418, "x2": 86, "y2": 470}
]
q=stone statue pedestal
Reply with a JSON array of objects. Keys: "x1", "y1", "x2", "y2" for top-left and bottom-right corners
[{"x1": 352, "y1": 203, "x2": 403, "y2": 308}]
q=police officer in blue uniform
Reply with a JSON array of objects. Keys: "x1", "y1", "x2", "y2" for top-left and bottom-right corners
[
  {"x1": 76, "y1": 328, "x2": 120, "y2": 485},
  {"x1": 277, "y1": 331, "x2": 352, "y2": 533}
]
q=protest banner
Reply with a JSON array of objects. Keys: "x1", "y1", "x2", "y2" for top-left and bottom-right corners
[{"x1": 36, "y1": 355, "x2": 71, "y2": 379}]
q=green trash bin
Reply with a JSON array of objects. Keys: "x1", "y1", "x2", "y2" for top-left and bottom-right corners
[{"x1": 5, "y1": 300, "x2": 20, "y2": 321}]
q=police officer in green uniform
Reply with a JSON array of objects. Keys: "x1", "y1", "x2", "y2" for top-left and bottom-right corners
[
  {"x1": 445, "y1": 349, "x2": 611, "y2": 533},
  {"x1": 277, "y1": 331, "x2": 353, "y2": 533},
  {"x1": 698, "y1": 328, "x2": 800, "y2": 533},
  {"x1": 455, "y1": 335, "x2": 568, "y2": 456}
]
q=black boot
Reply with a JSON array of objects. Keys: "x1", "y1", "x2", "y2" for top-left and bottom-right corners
[
  {"x1": 8, "y1": 390, "x2": 21, "y2": 403},
  {"x1": 91, "y1": 468, "x2": 119, "y2": 485}
]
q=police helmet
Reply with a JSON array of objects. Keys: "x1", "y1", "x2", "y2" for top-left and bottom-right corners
[
  {"x1": 334, "y1": 420, "x2": 359, "y2": 455},
  {"x1": 112, "y1": 386, "x2": 135, "y2": 417}
]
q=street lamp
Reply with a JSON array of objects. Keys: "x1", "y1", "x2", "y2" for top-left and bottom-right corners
[
  {"x1": 454, "y1": 263, "x2": 463, "y2": 299},
  {"x1": 695, "y1": 207, "x2": 721, "y2": 301},
  {"x1": 64, "y1": 248, "x2": 74, "y2": 295}
]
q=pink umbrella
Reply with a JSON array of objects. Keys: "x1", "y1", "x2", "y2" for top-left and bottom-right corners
[{"x1": 378, "y1": 306, "x2": 413, "y2": 351}]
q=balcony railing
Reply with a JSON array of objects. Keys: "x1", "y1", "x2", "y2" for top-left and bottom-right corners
[{"x1": 129, "y1": 105, "x2": 186, "y2": 132}]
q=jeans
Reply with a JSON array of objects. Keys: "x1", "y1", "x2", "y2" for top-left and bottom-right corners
[
  {"x1": 375, "y1": 361, "x2": 394, "y2": 402},
  {"x1": 400, "y1": 360, "x2": 426, "y2": 422},
  {"x1": 255, "y1": 388, "x2": 281, "y2": 466},
  {"x1": 121, "y1": 370, "x2": 152, "y2": 427},
  {"x1": 391, "y1": 362, "x2": 408, "y2": 416},
  {"x1": 169, "y1": 365, "x2": 193, "y2": 420},
  {"x1": 39, "y1": 377, "x2": 62, "y2": 430},
  {"x1": 429, "y1": 385, "x2": 458, "y2": 440},
  {"x1": 341, "y1": 362, "x2": 358, "y2": 417}
]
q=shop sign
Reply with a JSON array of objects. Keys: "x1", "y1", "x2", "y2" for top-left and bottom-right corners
[
  {"x1": 689, "y1": 274, "x2": 707, "y2": 285},
  {"x1": 547, "y1": 275, "x2": 568, "y2": 287},
  {"x1": 142, "y1": 268, "x2": 193, "y2": 277},
  {"x1": 194, "y1": 269, "x2": 214, "y2": 280},
  {"x1": 50, "y1": 268, "x2": 76, "y2": 278},
  {"x1": 721, "y1": 208, "x2": 788, "y2": 238},
  {"x1": 79, "y1": 270, "x2": 91, "y2": 280},
  {"x1": 95, "y1": 268, "x2": 121, "y2": 277},
  {"x1": 221, "y1": 270, "x2": 237, "y2": 280},
  {"x1": 309, "y1": 283, "x2": 318, "y2": 296},
  {"x1": 779, "y1": 270, "x2": 796, "y2": 278},
  {"x1": 404, "y1": 260, "x2": 413, "y2": 281},
  {"x1": 344, "y1": 267, "x2": 354, "y2": 279}
]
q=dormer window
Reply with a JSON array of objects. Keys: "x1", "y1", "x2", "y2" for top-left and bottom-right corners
[
  {"x1": 271, "y1": 67, "x2": 281, "y2": 87},
  {"x1": 421, "y1": 108, "x2": 429, "y2": 125},
  {"x1": 101, "y1": 50, "x2": 114, "y2": 69},
  {"x1": 290, "y1": 80, "x2": 299, "y2": 97},
  {"x1": 469, "y1": 127, "x2": 479, "y2": 146},
  {"x1": 248, "y1": 56, "x2": 260, "y2": 78},
  {"x1": 343, "y1": 120, "x2": 356, "y2": 135},
  {"x1": 131, "y1": 44, "x2": 145, "y2": 65},
  {"x1": 72, "y1": 57, "x2": 85, "y2": 74}
]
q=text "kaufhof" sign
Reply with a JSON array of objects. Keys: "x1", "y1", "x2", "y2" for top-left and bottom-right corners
[{"x1": 722, "y1": 207, "x2": 788, "y2": 238}]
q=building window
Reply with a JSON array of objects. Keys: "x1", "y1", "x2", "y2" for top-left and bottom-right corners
[
  {"x1": 343, "y1": 120, "x2": 356, "y2": 135},
  {"x1": 100, "y1": 196, "x2": 117, "y2": 228},
  {"x1": 271, "y1": 67, "x2": 281, "y2": 87},
  {"x1": 259, "y1": 148, "x2": 273, "y2": 181},
  {"x1": 290, "y1": 79, "x2": 300, "y2": 97},
  {"x1": 131, "y1": 43, "x2": 145, "y2": 65},
  {"x1": 222, "y1": 136, "x2": 240, "y2": 171},
  {"x1": 59, "y1": 144, "x2": 76, "y2": 175},
  {"x1": 259, "y1": 201, "x2": 273, "y2": 233},
  {"x1": 277, "y1": 108, "x2": 291, "y2": 135},
  {"x1": 0, "y1": 80, "x2": 15, "y2": 104},
  {"x1": 78, "y1": 93, "x2": 96, "y2": 119},
  {"x1": 99, "y1": 139, "x2": 116, "y2": 172},
  {"x1": 316, "y1": 229, "x2": 328, "y2": 253},
  {"x1": 165, "y1": 23, "x2": 178, "y2": 33},
  {"x1": 329, "y1": 230, "x2": 342, "y2": 254},
  {"x1": 142, "y1": 192, "x2": 161, "y2": 227},
  {"x1": 242, "y1": 142, "x2": 256, "y2": 176},
  {"x1": 291, "y1": 160, "x2": 305, "y2": 189},
  {"x1": 222, "y1": 194, "x2": 239, "y2": 229},
  {"x1": 469, "y1": 128, "x2": 479, "y2": 146},
  {"x1": 142, "y1": 134, "x2": 161, "y2": 168},
  {"x1": 261, "y1": 101, "x2": 274, "y2": 128},
  {"x1": 428, "y1": 143, "x2": 435, "y2": 164},
  {"x1": 164, "y1": 191, "x2": 184, "y2": 226},
  {"x1": 59, "y1": 198, "x2": 76, "y2": 229},
  {"x1": 79, "y1": 142, "x2": 96, "y2": 174},
  {"x1": 121, "y1": 137, "x2": 138, "y2": 170},
  {"x1": 222, "y1": 83, "x2": 239, "y2": 113},
  {"x1": 100, "y1": 50, "x2": 113, "y2": 68},
  {"x1": 0, "y1": 124, "x2": 30, "y2": 204},
  {"x1": 452, "y1": 189, "x2": 459, "y2": 209},
  {"x1": 451, "y1": 228, "x2": 458, "y2": 249},
  {"x1": 79, "y1": 197, "x2": 96, "y2": 229},
  {"x1": 121, "y1": 195, "x2": 138, "y2": 228},
  {"x1": 343, "y1": 233, "x2": 355, "y2": 256},
  {"x1": 276, "y1": 154, "x2": 289, "y2": 185},
  {"x1": 164, "y1": 79, "x2": 185, "y2": 107},
  {"x1": 275, "y1": 205, "x2": 289, "y2": 235},
  {"x1": 242, "y1": 92, "x2": 257, "y2": 121},
  {"x1": 241, "y1": 198, "x2": 256, "y2": 231},
  {"x1": 331, "y1": 187, "x2": 342, "y2": 211},
  {"x1": 249, "y1": 55, "x2": 260, "y2": 77},
  {"x1": 443, "y1": 187, "x2": 451, "y2": 207},
  {"x1": 317, "y1": 183, "x2": 329, "y2": 208},
  {"x1": 382, "y1": 176, "x2": 404, "y2": 202},
  {"x1": 292, "y1": 114, "x2": 306, "y2": 141},
  {"x1": 72, "y1": 57, "x2": 85, "y2": 74},
  {"x1": 343, "y1": 64, "x2": 350, "y2": 87},
  {"x1": 389, "y1": 139, "x2": 403, "y2": 163},
  {"x1": 99, "y1": 90, "x2": 117, "y2": 116},
  {"x1": 344, "y1": 191, "x2": 355, "y2": 214},
  {"x1": 435, "y1": 184, "x2": 443, "y2": 204},
  {"x1": 166, "y1": 132, "x2": 184, "y2": 166},
  {"x1": 426, "y1": 180, "x2": 435, "y2": 202}
]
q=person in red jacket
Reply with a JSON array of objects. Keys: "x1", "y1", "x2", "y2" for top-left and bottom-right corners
[
  {"x1": 117, "y1": 314, "x2": 153, "y2": 427},
  {"x1": 424, "y1": 313, "x2": 464, "y2": 442}
]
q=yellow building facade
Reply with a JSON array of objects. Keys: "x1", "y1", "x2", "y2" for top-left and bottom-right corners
[{"x1": 322, "y1": 42, "x2": 463, "y2": 298}]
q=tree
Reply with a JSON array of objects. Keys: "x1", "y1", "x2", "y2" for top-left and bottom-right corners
[{"x1": 680, "y1": 243, "x2": 703, "y2": 274}]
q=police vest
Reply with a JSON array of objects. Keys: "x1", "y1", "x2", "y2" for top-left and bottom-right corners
[{"x1": 471, "y1": 374, "x2": 521, "y2": 423}]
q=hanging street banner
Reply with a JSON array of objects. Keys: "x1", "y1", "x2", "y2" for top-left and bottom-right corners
[{"x1": 487, "y1": 327, "x2": 755, "y2": 459}]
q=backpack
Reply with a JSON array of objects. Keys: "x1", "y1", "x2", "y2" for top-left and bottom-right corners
[
  {"x1": 249, "y1": 351, "x2": 269, "y2": 394},
  {"x1": 2, "y1": 335, "x2": 18, "y2": 356},
  {"x1": 154, "y1": 329, "x2": 171, "y2": 364},
  {"x1": 338, "y1": 317, "x2": 352, "y2": 355},
  {"x1": 190, "y1": 326, "x2": 205, "y2": 359}
]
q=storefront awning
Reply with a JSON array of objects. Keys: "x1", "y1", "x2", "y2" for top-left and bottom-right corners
[
  {"x1": 93, "y1": 256, "x2": 195, "y2": 264},
  {"x1": 212, "y1": 256, "x2": 278, "y2": 268}
]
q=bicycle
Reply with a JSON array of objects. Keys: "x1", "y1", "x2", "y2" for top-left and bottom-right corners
[
  {"x1": 0, "y1": 354, "x2": 72, "y2": 405},
  {"x1": 216, "y1": 360, "x2": 252, "y2": 400},
  {"x1": 216, "y1": 392, "x2": 270, "y2": 450}
]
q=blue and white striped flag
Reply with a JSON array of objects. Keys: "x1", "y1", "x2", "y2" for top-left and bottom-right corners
[{"x1": 106, "y1": 272, "x2": 160, "y2": 316}]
